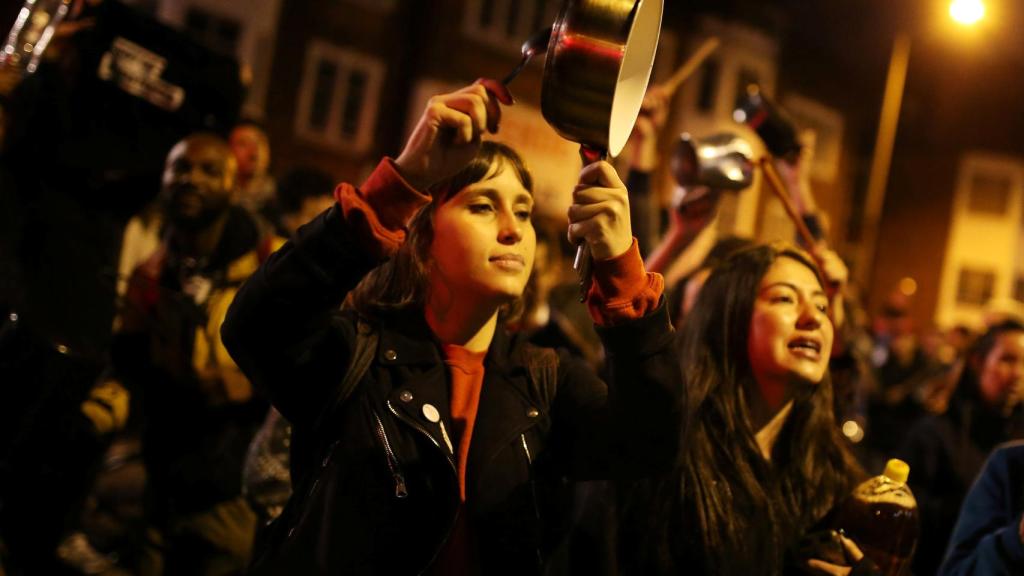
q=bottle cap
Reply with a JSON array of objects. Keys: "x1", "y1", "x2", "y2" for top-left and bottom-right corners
[{"x1": 883, "y1": 458, "x2": 910, "y2": 484}]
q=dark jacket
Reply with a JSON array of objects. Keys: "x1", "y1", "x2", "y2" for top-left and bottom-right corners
[
  {"x1": 115, "y1": 206, "x2": 269, "y2": 522},
  {"x1": 221, "y1": 203, "x2": 681, "y2": 575},
  {"x1": 940, "y1": 440, "x2": 1024, "y2": 575}
]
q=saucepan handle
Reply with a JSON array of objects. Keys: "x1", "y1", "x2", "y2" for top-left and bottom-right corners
[{"x1": 574, "y1": 145, "x2": 608, "y2": 302}]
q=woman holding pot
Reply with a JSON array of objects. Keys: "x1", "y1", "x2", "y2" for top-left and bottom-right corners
[
  {"x1": 222, "y1": 81, "x2": 680, "y2": 575},
  {"x1": 621, "y1": 243, "x2": 871, "y2": 575}
]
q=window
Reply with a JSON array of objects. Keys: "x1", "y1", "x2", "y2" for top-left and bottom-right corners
[
  {"x1": 968, "y1": 171, "x2": 1012, "y2": 215},
  {"x1": 696, "y1": 58, "x2": 719, "y2": 113},
  {"x1": 956, "y1": 267, "x2": 996, "y2": 306},
  {"x1": 183, "y1": 6, "x2": 240, "y2": 56},
  {"x1": 294, "y1": 40, "x2": 384, "y2": 153},
  {"x1": 463, "y1": 0, "x2": 560, "y2": 52}
]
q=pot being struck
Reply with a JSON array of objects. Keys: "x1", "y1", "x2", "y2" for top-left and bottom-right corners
[{"x1": 540, "y1": 0, "x2": 663, "y2": 158}]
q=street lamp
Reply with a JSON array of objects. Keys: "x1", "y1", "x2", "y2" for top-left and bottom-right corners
[
  {"x1": 949, "y1": 0, "x2": 986, "y2": 26},
  {"x1": 857, "y1": 0, "x2": 985, "y2": 287}
]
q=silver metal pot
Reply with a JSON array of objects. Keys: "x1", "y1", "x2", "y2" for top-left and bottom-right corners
[{"x1": 673, "y1": 132, "x2": 756, "y2": 192}]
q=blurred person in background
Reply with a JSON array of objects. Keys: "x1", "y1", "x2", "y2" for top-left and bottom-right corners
[
  {"x1": 899, "y1": 320, "x2": 1024, "y2": 576},
  {"x1": 270, "y1": 167, "x2": 336, "y2": 238},
  {"x1": 228, "y1": 120, "x2": 277, "y2": 234},
  {"x1": 863, "y1": 292, "x2": 941, "y2": 468},
  {"x1": 617, "y1": 85, "x2": 669, "y2": 259},
  {"x1": 513, "y1": 215, "x2": 604, "y2": 369},
  {"x1": 113, "y1": 133, "x2": 268, "y2": 575},
  {"x1": 919, "y1": 325, "x2": 977, "y2": 415},
  {"x1": 241, "y1": 167, "x2": 335, "y2": 528}
]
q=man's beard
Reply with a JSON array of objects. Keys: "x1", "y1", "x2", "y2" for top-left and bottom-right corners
[{"x1": 164, "y1": 187, "x2": 229, "y2": 232}]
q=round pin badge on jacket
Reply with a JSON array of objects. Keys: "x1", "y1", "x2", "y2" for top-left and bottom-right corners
[{"x1": 422, "y1": 404, "x2": 440, "y2": 423}]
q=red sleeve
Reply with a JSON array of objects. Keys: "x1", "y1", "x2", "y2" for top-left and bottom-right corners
[
  {"x1": 586, "y1": 238, "x2": 664, "y2": 326},
  {"x1": 334, "y1": 158, "x2": 432, "y2": 260}
]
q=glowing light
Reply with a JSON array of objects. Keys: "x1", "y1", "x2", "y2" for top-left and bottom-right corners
[
  {"x1": 842, "y1": 420, "x2": 865, "y2": 443},
  {"x1": 733, "y1": 109, "x2": 747, "y2": 123},
  {"x1": 899, "y1": 277, "x2": 918, "y2": 296},
  {"x1": 950, "y1": 0, "x2": 985, "y2": 26}
]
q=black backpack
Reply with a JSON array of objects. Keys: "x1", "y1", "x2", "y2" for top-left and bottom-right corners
[{"x1": 248, "y1": 318, "x2": 378, "y2": 570}]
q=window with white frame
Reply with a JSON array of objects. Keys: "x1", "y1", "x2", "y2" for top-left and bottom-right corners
[
  {"x1": 462, "y1": 0, "x2": 560, "y2": 52},
  {"x1": 294, "y1": 40, "x2": 384, "y2": 153}
]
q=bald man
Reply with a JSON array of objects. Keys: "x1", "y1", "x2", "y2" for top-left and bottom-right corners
[
  {"x1": 112, "y1": 133, "x2": 269, "y2": 574},
  {"x1": 163, "y1": 134, "x2": 238, "y2": 232}
]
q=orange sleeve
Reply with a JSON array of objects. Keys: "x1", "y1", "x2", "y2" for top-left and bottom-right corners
[
  {"x1": 334, "y1": 158, "x2": 432, "y2": 260},
  {"x1": 586, "y1": 238, "x2": 664, "y2": 326}
]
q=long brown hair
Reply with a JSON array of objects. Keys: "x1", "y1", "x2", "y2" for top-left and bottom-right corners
[
  {"x1": 625, "y1": 243, "x2": 861, "y2": 575},
  {"x1": 349, "y1": 141, "x2": 534, "y2": 320}
]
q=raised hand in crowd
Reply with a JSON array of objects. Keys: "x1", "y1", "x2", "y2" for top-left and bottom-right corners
[
  {"x1": 568, "y1": 161, "x2": 634, "y2": 261},
  {"x1": 629, "y1": 84, "x2": 671, "y2": 172},
  {"x1": 644, "y1": 184, "x2": 721, "y2": 275},
  {"x1": 395, "y1": 80, "x2": 513, "y2": 190}
]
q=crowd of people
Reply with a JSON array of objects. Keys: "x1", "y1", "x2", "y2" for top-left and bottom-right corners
[{"x1": 4, "y1": 4, "x2": 1024, "y2": 576}]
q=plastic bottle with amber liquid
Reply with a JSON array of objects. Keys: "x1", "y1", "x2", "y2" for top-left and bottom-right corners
[{"x1": 831, "y1": 459, "x2": 919, "y2": 576}]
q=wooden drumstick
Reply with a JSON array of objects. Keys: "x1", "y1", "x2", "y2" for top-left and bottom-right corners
[{"x1": 657, "y1": 37, "x2": 721, "y2": 97}]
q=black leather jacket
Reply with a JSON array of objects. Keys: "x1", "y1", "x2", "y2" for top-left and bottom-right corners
[{"x1": 222, "y1": 203, "x2": 681, "y2": 575}]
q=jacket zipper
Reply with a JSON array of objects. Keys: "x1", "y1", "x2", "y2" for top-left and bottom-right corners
[
  {"x1": 521, "y1": 433, "x2": 541, "y2": 522},
  {"x1": 387, "y1": 400, "x2": 457, "y2": 474},
  {"x1": 386, "y1": 400, "x2": 460, "y2": 574},
  {"x1": 521, "y1": 432, "x2": 545, "y2": 569},
  {"x1": 438, "y1": 419, "x2": 454, "y2": 454},
  {"x1": 373, "y1": 409, "x2": 408, "y2": 498},
  {"x1": 520, "y1": 433, "x2": 533, "y2": 465}
]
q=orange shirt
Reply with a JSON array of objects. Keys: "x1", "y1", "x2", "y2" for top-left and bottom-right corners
[
  {"x1": 443, "y1": 343, "x2": 487, "y2": 500},
  {"x1": 430, "y1": 344, "x2": 486, "y2": 575}
]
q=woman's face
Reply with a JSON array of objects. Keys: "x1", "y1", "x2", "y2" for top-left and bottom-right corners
[
  {"x1": 747, "y1": 257, "x2": 834, "y2": 408},
  {"x1": 428, "y1": 162, "x2": 536, "y2": 307},
  {"x1": 977, "y1": 330, "x2": 1024, "y2": 411}
]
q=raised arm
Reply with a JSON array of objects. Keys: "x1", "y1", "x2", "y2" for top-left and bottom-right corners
[
  {"x1": 553, "y1": 160, "x2": 680, "y2": 477},
  {"x1": 220, "y1": 164, "x2": 428, "y2": 424},
  {"x1": 222, "y1": 82, "x2": 512, "y2": 425}
]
